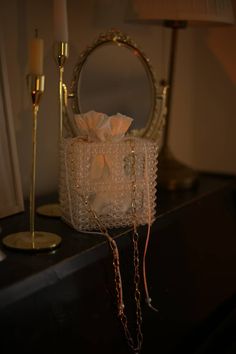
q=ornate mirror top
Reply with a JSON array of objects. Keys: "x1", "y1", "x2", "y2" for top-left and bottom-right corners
[{"x1": 69, "y1": 29, "x2": 167, "y2": 142}]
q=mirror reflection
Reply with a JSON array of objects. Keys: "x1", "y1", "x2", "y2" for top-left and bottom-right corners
[{"x1": 77, "y1": 44, "x2": 152, "y2": 130}]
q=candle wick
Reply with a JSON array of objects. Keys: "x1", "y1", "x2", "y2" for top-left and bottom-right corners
[{"x1": 35, "y1": 29, "x2": 38, "y2": 38}]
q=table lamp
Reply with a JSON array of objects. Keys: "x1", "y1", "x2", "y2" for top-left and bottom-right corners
[{"x1": 127, "y1": 0, "x2": 234, "y2": 190}]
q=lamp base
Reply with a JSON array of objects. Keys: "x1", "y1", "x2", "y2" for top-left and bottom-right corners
[
  {"x1": 2, "y1": 231, "x2": 62, "y2": 252},
  {"x1": 158, "y1": 148, "x2": 198, "y2": 191},
  {"x1": 36, "y1": 203, "x2": 61, "y2": 218}
]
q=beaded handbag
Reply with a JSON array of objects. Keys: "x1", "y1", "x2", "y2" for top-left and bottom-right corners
[
  {"x1": 59, "y1": 112, "x2": 159, "y2": 354},
  {"x1": 59, "y1": 136, "x2": 158, "y2": 231}
]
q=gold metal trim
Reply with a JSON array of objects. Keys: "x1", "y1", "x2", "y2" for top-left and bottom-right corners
[
  {"x1": 55, "y1": 41, "x2": 69, "y2": 139},
  {"x1": 2, "y1": 231, "x2": 61, "y2": 252}
]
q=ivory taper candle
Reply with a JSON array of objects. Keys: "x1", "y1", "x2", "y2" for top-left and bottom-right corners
[
  {"x1": 29, "y1": 30, "x2": 44, "y2": 75},
  {"x1": 53, "y1": 0, "x2": 69, "y2": 42}
]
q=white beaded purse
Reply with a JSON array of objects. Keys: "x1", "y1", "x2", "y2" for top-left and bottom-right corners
[
  {"x1": 60, "y1": 135, "x2": 158, "y2": 231},
  {"x1": 59, "y1": 112, "x2": 160, "y2": 354}
]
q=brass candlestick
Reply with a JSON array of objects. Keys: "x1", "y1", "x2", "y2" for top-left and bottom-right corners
[
  {"x1": 2, "y1": 75, "x2": 62, "y2": 251},
  {"x1": 37, "y1": 42, "x2": 69, "y2": 218},
  {"x1": 57, "y1": 42, "x2": 69, "y2": 139}
]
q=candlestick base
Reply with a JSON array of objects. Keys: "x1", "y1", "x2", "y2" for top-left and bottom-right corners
[
  {"x1": 2, "y1": 231, "x2": 62, "y2": 252},
  {"x1": 37, "y1": 203, "x2": 61, "y2": 218}
]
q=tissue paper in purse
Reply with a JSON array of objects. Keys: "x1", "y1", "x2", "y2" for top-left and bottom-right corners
[{"x1": 74, "y1": 110, "x2": 133, "y2": 142}]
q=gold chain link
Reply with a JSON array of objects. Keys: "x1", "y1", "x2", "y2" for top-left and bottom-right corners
[{"x1": 72, "y1": 138, "x2": 144, "y2": 353}]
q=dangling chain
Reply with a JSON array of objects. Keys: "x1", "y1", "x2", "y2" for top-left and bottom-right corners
[
  {"x1": 65, "y1": 138, "x2": 156, "y2": 353},
  {"x1": 78, "y1": 194, "x2": 143, "y2": 353},
  {"x1": 109, "y1": 229, "x2": 143, "y2": 353}
]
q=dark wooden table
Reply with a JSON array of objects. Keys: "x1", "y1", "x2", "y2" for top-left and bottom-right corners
[{"x1": 0, "y1": 173, "x2": 235, "y2": 354}]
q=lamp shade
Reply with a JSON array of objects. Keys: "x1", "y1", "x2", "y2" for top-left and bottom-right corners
[{"x1": 127, "y1": 0, "x2": 235, "y2": 26}]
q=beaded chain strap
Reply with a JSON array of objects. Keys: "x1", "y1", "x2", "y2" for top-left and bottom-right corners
[{"x1": 60, "y1": 137, "x2": 158, "y2": 353}]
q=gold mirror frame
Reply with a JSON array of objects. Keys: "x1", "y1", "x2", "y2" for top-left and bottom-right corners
[{"x1": 69, "y1": 29, "x2": 168, "y2": 142}]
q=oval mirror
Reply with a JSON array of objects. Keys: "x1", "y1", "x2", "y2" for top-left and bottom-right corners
[{"x1": 70, "y1": 30, "x2": 167, "y2": 141}]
